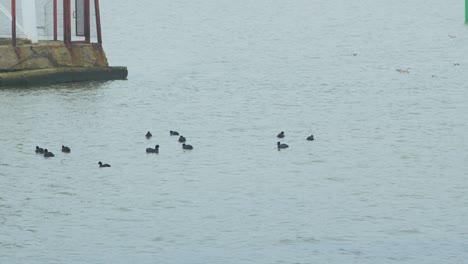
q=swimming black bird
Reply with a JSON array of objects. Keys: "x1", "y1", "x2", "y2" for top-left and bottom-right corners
[
  {"x1": 170, "y1": 130, "x2": 179, "y2": 136},
  {"x1": 98, "y1": 161, "x2": 111, "y2": 168},
  {"x1": 35, "y1": 146, "x2": 44, "y2": 154},
  {"x1": 146, "y1": 131, "x2": 152, "y2": 139},
  {"x1": 178, "y1": 135, "x2": 186, "y2": 143},
  {"x1": 43, "y1": 149, "x2": 55, "y2": 157},
  {"x1": 146, "y1": 145, "x2": 159, "y2": 153},
  {"x1": 307, "y1": 135, "x2": 315, "y2": 141},
  {"x1": 62, "y1": 145, "x2": 71, "y2": 153},
  {"x1": 277, "y1": 131, "x2": 285, "y2": 138},
  {"x1": 182, "y1": 143, "x2": 193, "y2": 150},
  {"x1": 277, "y1": 142, "x2": 289, "y2": 149}
]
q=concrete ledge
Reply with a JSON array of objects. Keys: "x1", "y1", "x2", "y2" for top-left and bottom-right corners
[{"x1": 0, "y1": 66, "x2": 128, "y2": 87}]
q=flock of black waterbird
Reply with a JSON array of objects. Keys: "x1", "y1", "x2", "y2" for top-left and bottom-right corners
[
  {"x1": 34, "y1": 130, "x2": 315, "y2": 168},
  {"x1": 144, "y1": 130, "x2": 194, "y2": 154}
]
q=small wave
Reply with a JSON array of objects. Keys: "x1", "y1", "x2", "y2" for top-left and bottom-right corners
[
  {"x1": 398, "y1": 228, "x2": 421, "y2": 234},
  {"x1": 278, "y1": 236, "x2": 319, "y2": 245},
  {"x1": 55, "y1": 191, "x2": 77, "y2": 196},
  {"x1": 115, "y1": 207, "x2": 132, "y2": 212}
]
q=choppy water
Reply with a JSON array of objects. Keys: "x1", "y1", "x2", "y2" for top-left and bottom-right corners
[{"x1": 1, "y1": 0, "x2": 468, "y2": 263}]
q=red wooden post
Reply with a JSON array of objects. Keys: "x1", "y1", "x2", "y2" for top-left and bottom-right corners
[
  {"x1": 53, "y1": 0, "x2": 57, "y2": 41},
  {"x1": 63, "y1": 0, "x2": 71, "y2": 45},
  {"x1": 11, "y1": 0, "x2": 16, "y2": 47},
  {"x1": 63, "y1": 0, "x2": 67, "y2": 43},
  {"x1": 94, "y1": 0, "x2": 102, "y2": 44},
  {"x1": 84, "y1": 0, "x2": 90, "y2": 43},
  {"x1": 68, "y1": 0, "x2": 72, "y2": 44}
]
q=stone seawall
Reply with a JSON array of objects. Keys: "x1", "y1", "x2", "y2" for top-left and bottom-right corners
[
  {"x1": 0, "y1": 42, "x2": 109, "y2": 72},
  {"x1": 0, "y1": 42, "x2": 127, "y2": 87}
]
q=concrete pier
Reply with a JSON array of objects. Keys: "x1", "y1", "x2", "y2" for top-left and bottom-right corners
[{"x1": 0, "y1": 42, "x2": 128, "y2": 87}]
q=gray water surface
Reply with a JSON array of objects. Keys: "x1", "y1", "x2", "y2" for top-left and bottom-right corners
[{"x1": 1, "y1": 1, "x2": 468, "y2": 263}]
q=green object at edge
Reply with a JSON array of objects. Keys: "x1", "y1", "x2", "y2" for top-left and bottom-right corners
[{"x1": 466, "y1": 0, "x2": 468, "y2": 22}]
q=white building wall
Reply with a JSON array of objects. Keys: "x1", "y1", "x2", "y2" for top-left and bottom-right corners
[
  {"x1": 0, "y1": 0, "x2": 25, "y2": 38},
  {"x1": 0, "y1": 0, "x2": 97, "y2": 41},
  {"x1": 22, "y1": 0, "x2": 37, "y2": 42}
]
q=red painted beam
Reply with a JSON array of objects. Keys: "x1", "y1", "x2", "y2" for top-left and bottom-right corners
[
  {"x1": 68, "y1": 0, "x2": 72, "y2": 44},
  {"x1": 95, "y1": 0, "x2": 102, "y2": 44},
  {"x1": 11, "y1": 0, "x2": 16, "y2": 47},
  {"x1": 63, "y1": 0, "x2": 71, "y2": 45},
  {"x1": 53, "y1": 0, "x2": 57, "y2": 41},
  {"x1": 84, "y1": 0, "x2": 90, "y2": 43},
  {"x1": 63, "y1": 0, "x2": 67, "y2": 43}
]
